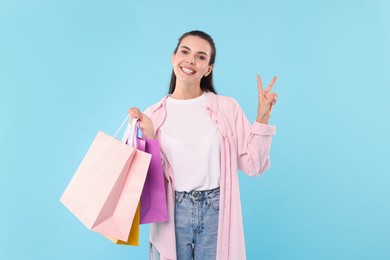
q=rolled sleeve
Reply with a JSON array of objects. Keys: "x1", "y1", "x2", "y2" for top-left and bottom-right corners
[{"x1": 251, "y1": 121, "x2": 276, "y2": 136}]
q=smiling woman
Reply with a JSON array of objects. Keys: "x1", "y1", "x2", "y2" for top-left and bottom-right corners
[
  {"x1": 127, "y1": 30, "x2": 278, "y2": 260},
  {"x1": 170, "y1": 34, "x2": 215, "y2": 100}
]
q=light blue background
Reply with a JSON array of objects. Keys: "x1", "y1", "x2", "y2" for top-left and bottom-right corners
[{"x1": 1, "y1": 0, "x2": 389, "y2": 259}]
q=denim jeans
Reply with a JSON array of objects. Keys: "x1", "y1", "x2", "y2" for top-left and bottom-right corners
[{"x1": 150, "y1": 187, "x2": 220, "y2": 260}]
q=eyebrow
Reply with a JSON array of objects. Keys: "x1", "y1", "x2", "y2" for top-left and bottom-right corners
[{"x1": 180, "y1": 46, "x2": 208, "y2": 56}]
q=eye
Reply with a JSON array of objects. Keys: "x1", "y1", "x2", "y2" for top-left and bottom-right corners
[
  {"x1": 197, "y1": 55, "x2": 206, "y2": 60},
  {"x1": 181, "y1": 50, "x2": 188, "y2": 55}
]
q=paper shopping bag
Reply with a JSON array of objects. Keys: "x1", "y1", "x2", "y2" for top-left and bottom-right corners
[
  {"x1": 105, "y1": 203, "x2": 140, "y2": 246},
  {"x1": 60, "y1": 117, "x2": 151, "y2": 241},
  {"x1": 122, "y1": 119, "x2": 168, "y2": 224},
  {"x1": 136, "y1": 138, "x2": 168, "y2": 224}
]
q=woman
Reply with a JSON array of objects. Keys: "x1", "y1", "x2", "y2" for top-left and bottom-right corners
[{"x1": 128, "y1": 30, "x2": 278, "y2": 260}]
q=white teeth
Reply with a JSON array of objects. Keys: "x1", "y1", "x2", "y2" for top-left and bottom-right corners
[{"x1": 182, "y1": 67, "x2": 194, "y2": 74}]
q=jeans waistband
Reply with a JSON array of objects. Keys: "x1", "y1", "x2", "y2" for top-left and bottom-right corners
[{"x1": 175, "y1": 187, "x2": 220, "y2": 202}]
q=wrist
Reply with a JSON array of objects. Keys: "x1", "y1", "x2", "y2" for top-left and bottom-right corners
[
  {"x1": 256, "y1": 116, "x2": 269, "y2": 125},
  {"x1": 256, "y1": 117, "x2": 269, "y2": 124},
  {"x1": 256, "y1": 119, "x2": 268, "y2": 125}
]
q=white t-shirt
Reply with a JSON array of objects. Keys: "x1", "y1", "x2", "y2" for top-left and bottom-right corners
[{"x1": 160, "y1": 92, "x2": 221, "y2": 192}]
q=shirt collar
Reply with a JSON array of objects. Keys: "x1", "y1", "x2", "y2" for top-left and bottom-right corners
[
  {"x1": 150, "y1": 95, "x2": 169, "y2": 112},
  {"x1": 152, "y1": 91, "x2": 218, "y2": 114},
  {"x1": 206, "y1": 91, "x2": 218, "y2": 114}
]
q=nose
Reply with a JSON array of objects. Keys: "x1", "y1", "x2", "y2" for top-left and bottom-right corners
[{"x1": 186, "y1": 57, "x2": 195, "y2": 65}]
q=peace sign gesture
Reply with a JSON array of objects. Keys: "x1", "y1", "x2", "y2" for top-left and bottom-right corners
[{"x1": 256, "y1": 75, "x2": 278, "y2": 124}]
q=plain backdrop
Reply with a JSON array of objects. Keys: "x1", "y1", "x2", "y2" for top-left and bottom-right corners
[{"x1": 1, "y1": 0, "x2": 389, "y2": 259}]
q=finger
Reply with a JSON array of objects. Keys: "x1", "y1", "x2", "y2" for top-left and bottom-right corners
[
  {"x1": 128, "y1": 108, "x2": 142, "y2": 121},
  {"x1": 267, "y1": 92, "x2": 278, "y2": 99},
  {"x1": 269, "y1": 100, "x2": 275, "y2": 112},
  {"x1": 257, "y1": 75, "x2": 264, "y2": 95},
  {"x1": 128, "y1": 108, "x2": 133, "y2": 121},
  {"x1": 128, "y1": 107, "x2": 140, "y2": 114},
  {"x1": 265, "y1": 76, "x2": 277, "y2": 94},
  {"x1": 265, "y1": 92, "x2": 278, "y2": 100},
  {"x1": 264, "y1": 98, "x2": 277, "y2": 106},
  {"x1": 132, "y1": 112, "x2": 142, "y2": 120}
]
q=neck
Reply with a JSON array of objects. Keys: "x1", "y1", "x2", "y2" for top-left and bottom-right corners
[{"x1": 171, "y1": 80, "x2": 203, "y2": 100}]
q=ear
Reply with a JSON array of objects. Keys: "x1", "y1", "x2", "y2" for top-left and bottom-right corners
[{"x1": 204, "y1": 64, "x2": 214, "y2": 77}]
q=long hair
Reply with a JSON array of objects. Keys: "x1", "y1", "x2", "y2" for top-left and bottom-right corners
[{"x1": 168, "y1": 30, "x2": 217, "y2": 94}]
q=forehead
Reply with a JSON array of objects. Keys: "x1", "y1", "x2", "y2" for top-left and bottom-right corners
[{"x1": 179, "y1": 35, "x2": 212, "y2": 55}]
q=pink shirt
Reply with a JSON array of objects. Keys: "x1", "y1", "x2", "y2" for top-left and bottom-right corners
[{"x1": 144, "y1": 92, "x2": 276, "y2": 260}]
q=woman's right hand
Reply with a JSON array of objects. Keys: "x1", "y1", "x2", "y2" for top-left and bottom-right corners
[{"x1": 128, "y1": 107, "x2": 155, "y2": 139}]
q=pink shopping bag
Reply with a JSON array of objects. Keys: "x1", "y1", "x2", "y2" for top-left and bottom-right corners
[
  {"x1": 60, "y1": 116, "x2": 151, "y2": 241},
  {"x1": 122, "y1": 120, "x2": 168, "y2": 224}
]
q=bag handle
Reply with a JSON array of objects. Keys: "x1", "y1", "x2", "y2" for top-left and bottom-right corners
[
  {"x1": 119, "y1": 117, "x2": 140, "y2": 147},
  {"x1": 113, "y1": 115, "x2": 130, "y2": 140},
  {"x1": 127, "y1": 118, "x2": 138, "y2": 147}
]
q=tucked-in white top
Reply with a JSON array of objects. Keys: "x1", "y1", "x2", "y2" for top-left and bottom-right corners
[{"x1": 160, "y1": 92, "x2": 221, "y2": 192}]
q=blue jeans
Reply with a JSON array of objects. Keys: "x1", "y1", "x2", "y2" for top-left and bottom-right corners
[{"x1": 150, "y1": 187, "x2": 220, "y2": 260}]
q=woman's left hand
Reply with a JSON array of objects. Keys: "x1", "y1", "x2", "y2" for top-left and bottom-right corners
[{"x1": 256, "y1": 75, "x2": 278, "y2": 124}]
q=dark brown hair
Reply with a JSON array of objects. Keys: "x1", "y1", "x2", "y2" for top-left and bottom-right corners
[{"x1": 168, "y1": 30, "x2": 217, "y2": 94}]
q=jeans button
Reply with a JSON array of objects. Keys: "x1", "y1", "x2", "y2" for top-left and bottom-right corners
[{"x1": 193, "y1": 191, "x2": 198, "y2": 198}]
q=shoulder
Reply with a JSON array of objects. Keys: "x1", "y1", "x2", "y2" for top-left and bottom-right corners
[
  {"x1": 208, "y1": 92, "x2": 242, "y2": 112},
  {"x1": 143, "y1": 95, "x2": 169, "y2": 117}
]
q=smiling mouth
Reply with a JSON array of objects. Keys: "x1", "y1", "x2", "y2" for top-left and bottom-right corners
[{"x1": 181, "y1": 67, "x2": 195, "y2": 74}]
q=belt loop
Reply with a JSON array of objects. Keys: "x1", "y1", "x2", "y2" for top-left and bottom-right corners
[{"x1": 175, "y1": 191, "x2": 184, "y2": 203}]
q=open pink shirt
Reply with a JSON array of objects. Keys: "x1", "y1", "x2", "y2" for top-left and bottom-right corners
[{"x1": 144, "y1": 92, "x2": 276, "y2": 260}]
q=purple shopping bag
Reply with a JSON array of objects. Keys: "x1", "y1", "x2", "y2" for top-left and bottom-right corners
[
  {"x1": 136, "y1": 137, "x2": 168, "y2": 224},
  {"x1": 123, "y1": 119, "x2": 168, "y2": 224}
]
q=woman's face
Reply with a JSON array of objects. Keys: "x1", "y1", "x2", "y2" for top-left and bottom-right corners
[{"x1": 172, "y1": 35, "x2": 214, "y2": 86}]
